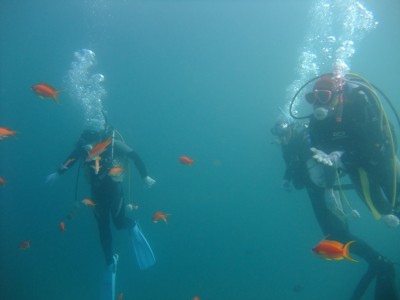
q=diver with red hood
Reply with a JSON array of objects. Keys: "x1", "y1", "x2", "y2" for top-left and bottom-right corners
[{"x1": 281, "y1": 71, "x2": 400, "y2": 299}]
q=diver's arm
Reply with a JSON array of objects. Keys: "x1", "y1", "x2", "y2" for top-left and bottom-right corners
[
  {"x1": 127, "y1": 150, "x2": 148, "y2": 179},
  {"x1": 114, "y1": 140, "x2": 149, "y2": 178},
  {"x1": 57, "y1": 147, "x2": 84, "y2": 174},
  {"x1": 45, "y1": 146, "x2": 84, "y2": 184}
]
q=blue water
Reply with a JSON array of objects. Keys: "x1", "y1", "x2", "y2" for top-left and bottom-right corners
[{"x1": 1, "y1": 1, "x2": 400, "y2": 299}]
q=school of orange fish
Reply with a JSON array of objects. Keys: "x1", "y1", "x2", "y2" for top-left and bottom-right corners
[
  {"x1": 2, "y1": 82, "x2": 359, "y2": 299},
  {"x1": 1, "y1": 84, "x2": 202, "y2": 299}
]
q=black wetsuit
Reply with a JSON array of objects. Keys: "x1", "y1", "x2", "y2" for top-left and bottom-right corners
[
  {"x1": 59, "y1": 132, "x2": 148, "y2": 265},
  {"x1": 279, "y1": 123, "x2": 398, "y2": 299},
  {"x1": 309, "y1": 83, "x2": 398, "y2": 216}
]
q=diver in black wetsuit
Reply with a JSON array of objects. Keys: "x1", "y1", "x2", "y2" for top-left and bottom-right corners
[
  {"x1": 46, "y1": 119, "x2": 156, "y2": 267},
  {"x1": 271, "y1": 117, "x2": 399, "y2": 300},
  {"x1": 305, "y1": 75, "x2": 400, "y2": 227}
]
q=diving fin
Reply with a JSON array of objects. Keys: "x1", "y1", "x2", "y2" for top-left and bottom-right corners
[
  {"x1": 100, "y1": 254, "x2": 118, "y2": 300},
  {"x1": 130, "y1": 223, "x2": 156, "y2": 270}
]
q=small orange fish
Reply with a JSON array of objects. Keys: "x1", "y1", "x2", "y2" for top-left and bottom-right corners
[
  {"x1": 0, "y1": 176, "x2": 6, "y2": 186},
  {"x1": 91, "y1": 157, "x2": 101, "y2": 175},
  {"x1": 32, "y1": 83, "x2": 61, "y2": 105},
  {"x1": 118, "y1": 292, "x2": 124, "y2": 300},
  {"x1": 82, "y1": 198, "x2": 96, "y2": 207},
  {"x1": 179, "y1": 156, "x2": 194, "y2": 165},
  {"x1": 61, "y1": 158, "x2": 76, "y2": 170},
  {"x1": 312, "y1": 239, "x2": 358, "y2": 262},
  {"x1": 59, "y1": 221, "x2": 65, "y2": 232},
  {"x1": 19, "y1": 240, "x2": 30, "y2": 250},
  {"x1": 152, "y1": 211, "x2": 170, "y2": 224},
  {"x1": 108, "y1": 167, "x2": 125, "y2": 177},
  {"x1": 86, "y1": 138, "x2": 111, "y2": 162},
  {"x1": 0, "y1": 127, "x2": 17, "y2": 140},
  {"x1": 193, "y1": 297, "x2": 200, "y2": 300}
]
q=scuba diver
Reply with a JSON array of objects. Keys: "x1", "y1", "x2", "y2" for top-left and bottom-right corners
[
  {"x1": 290, "y1": 72, "x2": 400, "y2": 228},
  {"x1": 46, "y1": 117, "x2": 156, "y2": 300},
  {"x1": 271, "y1": 116, "x2": 399, "y2": 300}
]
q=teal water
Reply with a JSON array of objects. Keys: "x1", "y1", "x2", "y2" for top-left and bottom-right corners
[{"x1": 1, "y1": 1, "x2": 400, "y2": 299}]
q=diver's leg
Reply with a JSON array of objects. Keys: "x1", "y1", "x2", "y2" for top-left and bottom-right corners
[
  {"x1": 350, "y1": 266, "x2": 376, "y2": 300},
  {"x1": 94, "y1": 192, "x2": 114, "y2": 266},
  {"x1": 374, "y1": 257, "x2": 399, "y2": 300},
  {"x1": 305, "y1": 181, "x2": 397, "y2": 299},
  {"x1": 109, "y1": 182, "x2": 135, "y2": 230}
]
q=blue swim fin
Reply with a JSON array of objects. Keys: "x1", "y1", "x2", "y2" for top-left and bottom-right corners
[
  {"x1": 130, "y1": 223, "x2": 156, "y2": 270},
  {"x1": 100, "y1": 254, "x2": 118, "y2": 300}
]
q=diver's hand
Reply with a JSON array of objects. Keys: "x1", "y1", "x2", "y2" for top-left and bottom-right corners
[
  {"x1": 382, "y1": 214, "x2": 400, "y2": 228},
  {"x1": 45, "y1": 172, "x2": 60, "y2": 185},
  {"x1": 281, "y1": 179, "x2": 292, "y2": 192},
  {"x1": 311, "y1": 148, "x2": 343, "y2": 168},
  {"x1": 311, "y1": 148, "x2": 332, "y2": 166},
  {"x1": 144, "y1": 176, "x2": 156, "y2": 188},
  {"x1": 329, "y1": 151, "x2": 344, "y2": 169}
]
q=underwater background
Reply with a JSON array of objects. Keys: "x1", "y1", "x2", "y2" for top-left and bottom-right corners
[{"x1": 1, "y1": 0, "x2": 400, "y2": 299}]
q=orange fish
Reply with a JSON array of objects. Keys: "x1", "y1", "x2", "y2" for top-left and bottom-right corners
[
  {"x1": 108, "y1": 167, "x2": 125, "y2": 177},
  {"x1": 82, "y1": 198, "x2": 96, "y2": 207},
  {"x1": 86, "y1": 137, "x2": 111, "y2": 162},
  {"x1": 193, "y1": 297, "x2": 200, "y2": 300},
  {"x1": 91, "y1": 157, "x2": 101, "y2": 175},
  {"x1": 61, "y1": 158, "x2": 76, "y2": 170},
  {"x1": 152, "y1": 211, "x2": 170, "y2": 224},
  {"x1": 0, "y1": 176, "x2": 6, "y2": 186},
  {"x1": 0, "y1": 127, "x2": 17, "y2": 140},
  {"x1": 312, "y1": 239, "x2": 358, "y2": 262},
  {"x1": 179, "y1": 156, "x2": 194, "y2": 165},
  {"x1": 59, "y1": 221, "x2": 65, "y2": 232},
  {"x1": 118, "y1": 293, "x2": 124, "y2": 300},
  {"x1": 19, "y1": 240, "x2": 30, "y2": 250},
  {"x1": 32, "y1": 83, "x2": 61, "y2": 105}
]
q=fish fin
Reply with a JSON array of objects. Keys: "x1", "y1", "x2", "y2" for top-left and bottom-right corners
[
  {"x1": 52, "y1": 95, "x2": 59, "y2": 105},
  {"x1": 343, "y1": 240, "x2": 358, "y2": 262},
  {"x1": 52, "y1": 89, "x2": 63, "y2": 105}
]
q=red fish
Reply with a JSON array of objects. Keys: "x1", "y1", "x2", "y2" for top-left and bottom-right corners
[
  {"x1": 82, "y1": 198, "x2": 96, "y2": 207},
  {"x1": 61, "y1": 158, "x2": 76, "y2": 171},
  {"x1": 32, "y1": 83, "x2": 61, "y2": 105},
  {"x1": 19, "y1": 240, "x2": 30, "y2": 250},
  {"x1": 152, "y1": 211, "x2": 170, "y2": 224},
  {"x1": 59, "y1": 221, "x2": 65, "y2": 232},
  {"x1": 108, "y1": 167, "x2": 125, "y2": 177},
  {"x1": 179, "y1": 156, "x2": 194, "y2": 165},
  {"x1": 118, "y1": 293, "x2": 124, "y2": 300},
  {"x1": 86, "y1": 138, "x2": 111, "y2": 162},
  {"x1": 0, "y1": 176, "x2": 6, "y2": 186},
  {"x1": 0, "y1": 127, "x2": 17, "y2": 140},
  {"x1": 312, "y1": 239, "x2": 358, "y2": 262},
  {"x1": 193, "y1": 297, "x2": 201, "y2": 300}
]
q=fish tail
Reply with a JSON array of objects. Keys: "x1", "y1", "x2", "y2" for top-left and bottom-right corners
[
  {"x1": 52, "y1": 95, "x2": 59, "y2": 105},
  {"x1": 343, "y1": 240, "x2": 358, "y2": 262},
  {"x1": 53, "y1": 89, "x2": 63, "y2": 105}
]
